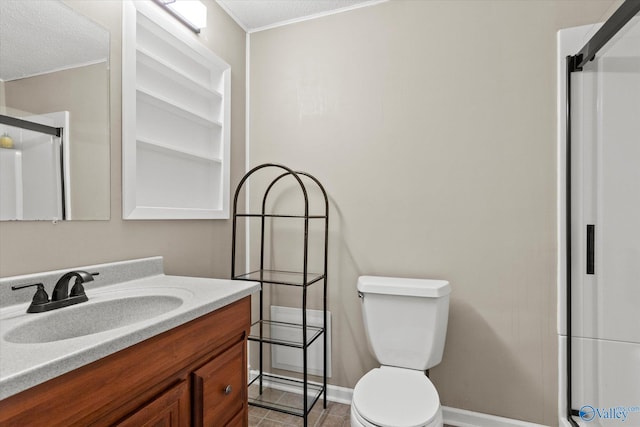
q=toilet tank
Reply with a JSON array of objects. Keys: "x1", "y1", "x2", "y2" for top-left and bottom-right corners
[{"x1": 357, "y1": 276, "x2": 451, "y2": 371}]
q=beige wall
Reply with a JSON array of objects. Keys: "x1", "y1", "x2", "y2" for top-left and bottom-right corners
[
  {"x1": 0, "y1": 81, "x2": 5, "y2": 113},
  {"x1": 249, "y1": 1, "x2": 615, "y2": 425},
  {"x1": 0, "y1": 0, "x2": 246, "y2": 278}
]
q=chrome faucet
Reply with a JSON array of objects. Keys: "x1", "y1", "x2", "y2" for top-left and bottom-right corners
[{"x1": 12, "y1": 270, "x2": 99, "y2": 313}]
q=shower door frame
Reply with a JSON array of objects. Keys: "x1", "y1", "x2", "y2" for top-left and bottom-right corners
[{"x1": 561, "y1": 1, "x2": 640, "y2": 426}]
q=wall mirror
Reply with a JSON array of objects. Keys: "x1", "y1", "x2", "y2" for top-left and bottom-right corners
[{"x1": 0, "y1": 0, "x2": 110, "y2": 221}]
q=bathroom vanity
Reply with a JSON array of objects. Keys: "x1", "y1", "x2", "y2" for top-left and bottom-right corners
[{"x1": 0, "y1": 257, "x2": 259, "y2": 426}]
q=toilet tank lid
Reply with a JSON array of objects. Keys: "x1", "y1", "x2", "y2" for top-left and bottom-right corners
[{"x1": 357, "y1": 276, "x2": 451, "y2": 298}]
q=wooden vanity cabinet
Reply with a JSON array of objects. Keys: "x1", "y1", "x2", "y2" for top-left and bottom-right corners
[{"x1": 0, "y1": 296, "x2": 250, "y2": 427}]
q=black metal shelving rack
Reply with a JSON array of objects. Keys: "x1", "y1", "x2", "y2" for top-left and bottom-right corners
[{"x1": 231, "y1": 164, "x2": 329, "y2": 426}]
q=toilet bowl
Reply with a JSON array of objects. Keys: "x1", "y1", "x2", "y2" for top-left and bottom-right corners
[
  {"x1": 352, "y1": 276, "x2": 451, "y2": 427},
  {"x1": 350, "y1": 367, "x2": 443, "y2": 427}
]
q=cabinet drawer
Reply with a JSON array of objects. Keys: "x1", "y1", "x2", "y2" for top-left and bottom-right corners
[{"x1": 192, "y1": 339, "x2": 246, "y2": 427}]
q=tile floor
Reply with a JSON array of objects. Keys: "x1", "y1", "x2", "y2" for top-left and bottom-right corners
[
  {"x1": 247, "y1": 390, "x2": 455, "y2": 427},
  {"x1": 248, "y1": 390, "x2": 350, "y2": 427}
]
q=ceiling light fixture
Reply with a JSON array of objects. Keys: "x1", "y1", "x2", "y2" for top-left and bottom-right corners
[{"x1": 153, "y1": 0, "x2": 207, "y2": 34}]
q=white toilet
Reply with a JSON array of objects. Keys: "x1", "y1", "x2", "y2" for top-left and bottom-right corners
[{"x1": 351, "y1": 276, "x2": 451, "y2": 427}]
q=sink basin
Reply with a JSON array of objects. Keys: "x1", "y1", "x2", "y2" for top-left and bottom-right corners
[{"x1": 3, "y1": 295, "x2": 183, "y2": 344}]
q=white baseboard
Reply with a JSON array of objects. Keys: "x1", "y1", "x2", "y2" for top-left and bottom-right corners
[
  {"x1": 249, "y1": 370, "x2": 549, "y2": 427},
  {"x1": 442, "y1": 406, "x2": 550, "y2": 427},
  {"x1": 323, "y1": 382, "x2": 353, "y2": 405},
  {"x1": 248, "y1": 370, "x2": 352, "y2": 405}
]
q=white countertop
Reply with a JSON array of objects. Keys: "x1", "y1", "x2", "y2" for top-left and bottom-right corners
[{"x1": 0, "y1": 268, "x2": 258, "y2": 400}]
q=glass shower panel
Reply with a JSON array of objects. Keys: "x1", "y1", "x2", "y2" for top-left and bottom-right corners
[
  {"x1": 591, "y1": 16, "x2": 640, "y2": 343},
  {"x1": 572, "y1": 12, "x2": 640, "y2": 427},
  {"x1": 0, "y1": 124, "x2": 63, "y2": 221}
]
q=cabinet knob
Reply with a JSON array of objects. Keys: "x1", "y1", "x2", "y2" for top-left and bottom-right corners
[{"x1": 224, "y1": 385, "x2": 232, "y2": 395}]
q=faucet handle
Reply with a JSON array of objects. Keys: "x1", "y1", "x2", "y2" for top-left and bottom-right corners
[
  {"x1": 69, "y1": 272, "x2": 99, "y2": 297},
  {"x1": 11, "y1": 283, "x2": 50, "y2": 305}
]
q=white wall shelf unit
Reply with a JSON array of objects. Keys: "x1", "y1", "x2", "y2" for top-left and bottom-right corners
[{"x1": 122, "y1": 1, "x2": 230, "y2": 219}]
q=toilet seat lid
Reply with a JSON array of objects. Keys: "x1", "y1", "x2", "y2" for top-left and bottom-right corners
[{"x1": 352, "y1": 367, "x2": 440, "y2": 427}]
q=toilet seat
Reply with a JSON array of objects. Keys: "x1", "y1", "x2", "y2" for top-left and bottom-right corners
[{"x1": 352, "y1": 366, "x2": 441, "y2": 427}]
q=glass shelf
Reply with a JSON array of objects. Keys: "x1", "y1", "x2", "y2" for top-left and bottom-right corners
[
  {"x1": 248, "y1": 320, "x2": 324, "y2": 348},
  {"x1": 234, "y1": 269, "x2": 324, "y2": 287},
  {"x1": 248, "y1": 373, "x2": 324, "y2": 417},
  {"x1": 235, "y1": 213, "x2": 327, "y2": 219}
]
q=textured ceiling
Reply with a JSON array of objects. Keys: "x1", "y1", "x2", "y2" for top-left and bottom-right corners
[
  {"x1": 0, "y1": 0, "x2": 109, "y2": 82},
  {"x1": 216, "y1": 0, "x2": 385, "y2": 32}
]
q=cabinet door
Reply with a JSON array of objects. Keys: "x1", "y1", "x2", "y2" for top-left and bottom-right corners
[
  {"x1": 192, "y1": 340, "x2": 246, "y2": 427},
  {"x1": 116, "y1": 380, "x2": 189, "y2": 427},
  {"x1": 225, "y1": 409, "x2": 245, "y2": 427}
]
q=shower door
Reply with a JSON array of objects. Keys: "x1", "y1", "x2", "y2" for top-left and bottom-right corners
[
  {"x1": 568, "y1": 11, "x2": 640, "y2": 427},
  {"x1": 0, "y1": 116, "x2": 65, "y2": 221}
]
